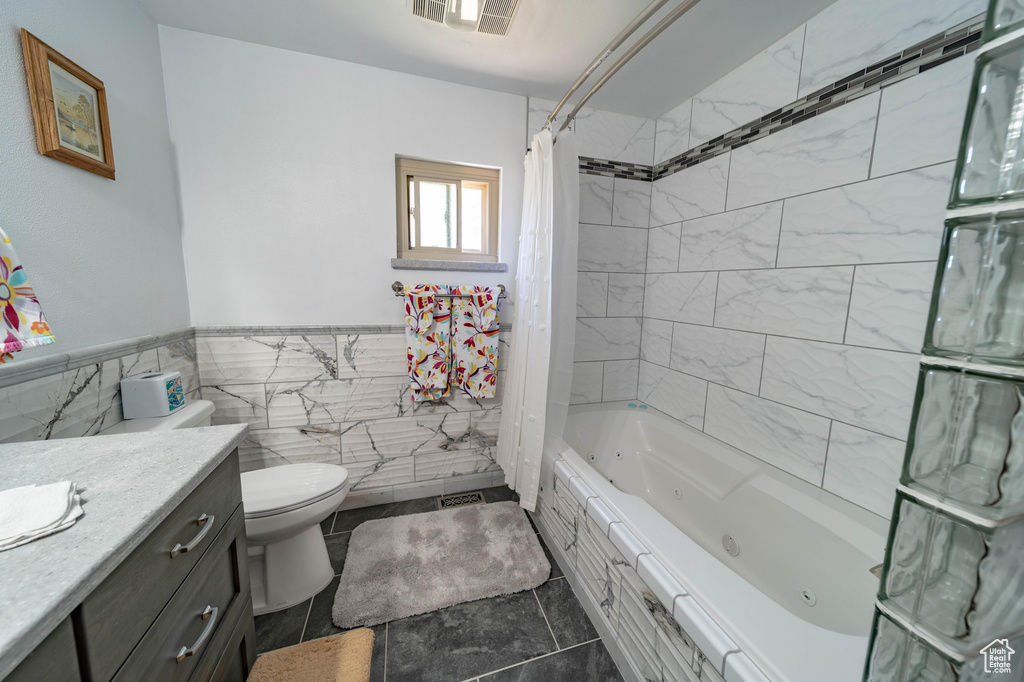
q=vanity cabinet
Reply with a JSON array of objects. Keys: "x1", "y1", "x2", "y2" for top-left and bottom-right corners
[
  {"x1": 5, "y1": 619, "x2": 80, "y2": 682},
  {"x1": 5, "y1": 449, "x2": 255, "y2": 682}
]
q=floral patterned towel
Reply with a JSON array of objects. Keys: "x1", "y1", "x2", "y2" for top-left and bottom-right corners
[
  {"x1": 404, "y1": 284, "x2": 452, "y2": 401},
  {"x1": 450, "y1": 286, "x2": 499, "y2": 399},
  {"x1": 1, "y1": 227, "x2": 55, "y2": 363}
]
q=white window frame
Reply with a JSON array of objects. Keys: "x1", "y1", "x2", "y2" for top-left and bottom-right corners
[{"x1": 395, "y1": 158, "x2": 500, "y2": 262}]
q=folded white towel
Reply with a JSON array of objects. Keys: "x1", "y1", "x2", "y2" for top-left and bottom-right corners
[{"x1": 0, "y1": 481, "x2": 83, "y2": 551}]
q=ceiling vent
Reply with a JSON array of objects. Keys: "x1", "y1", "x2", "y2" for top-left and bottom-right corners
[
  {"x1": 412, "y1": 0, "x2": 521, "y2": 36},
  {"x1": 412, "y1": 0, "x2": 446, "y2": 24}
]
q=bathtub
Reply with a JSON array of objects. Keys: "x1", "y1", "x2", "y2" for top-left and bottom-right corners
[{"x1": 544, "y1": 403, "x2": 890, "y2": 682}]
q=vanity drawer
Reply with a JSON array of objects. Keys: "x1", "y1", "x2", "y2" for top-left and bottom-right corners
[
  {"x1": 78, "y1": 452, "x2": 241, "y2": 682},
  {"x1": 112, "y1": 505, "x2": 248, "y2": 682},
  {"x1": 191, "y1": 596, "x2": 257, "y2": 682}
]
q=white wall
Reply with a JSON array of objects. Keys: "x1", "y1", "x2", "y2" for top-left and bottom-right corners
[
  {"x1": 0, "y1": 0, "x2": 190, "y2": 357},
  {"x1": 158, "y1": 27, "x2": 526, "y2": 327}
]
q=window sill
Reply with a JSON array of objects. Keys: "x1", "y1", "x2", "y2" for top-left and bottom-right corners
[{"x1": 391, "y1": 258, "x2": 508, "y2": 272}]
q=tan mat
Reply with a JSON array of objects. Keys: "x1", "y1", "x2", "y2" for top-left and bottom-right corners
[{"x1": 247, "y1": 628, "x2": 374, "y2": 682}]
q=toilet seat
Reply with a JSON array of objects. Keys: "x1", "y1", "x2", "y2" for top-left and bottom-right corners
[{"x1": 241, "y1": 463, "x2": 349, "y2": 519}]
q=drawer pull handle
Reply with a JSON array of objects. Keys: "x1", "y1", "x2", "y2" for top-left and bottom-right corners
[
  {"x1": 170, "y1": 514, "x2": 214, "y2": 558},
  {"x1": 176, "y1": 605, "x2": 218, "y2": 663}
]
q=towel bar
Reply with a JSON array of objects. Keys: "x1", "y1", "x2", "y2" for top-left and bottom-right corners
[{"x1": 392, "y1": 281, "x2": 506, "y2": 299}]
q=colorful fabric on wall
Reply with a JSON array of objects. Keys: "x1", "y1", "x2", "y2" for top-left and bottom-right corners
[
  {"x1": 0, "y1": 227, "x2": 55, "y2": 364},
  {"x1": 403, "y1": 284, "x2": 501, "y2": 402},
  {"x1": 404, "y1": 284, "x2": 451, "y2": 401},
  {"x1": 450, "y1": 286, "x2": 499, "y2": 399}
]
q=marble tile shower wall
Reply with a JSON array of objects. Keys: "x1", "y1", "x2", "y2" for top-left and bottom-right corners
[
  {"x1": 0, "y1": 337, "x2": 200, "y2": 443},
  {"x1": 565, "y1": 0, "x2": 983, "y2": 521},
  {"x1": 527, "y1": 97, "x2": 657, "y2": 405},
  {"x1": 195, "y1": 331, "x2": 506, "y2": 501}
]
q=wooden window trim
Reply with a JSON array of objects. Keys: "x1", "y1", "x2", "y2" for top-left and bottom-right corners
[{"x1": 396, "y1": 158, "x2": 500, "y2": 262}]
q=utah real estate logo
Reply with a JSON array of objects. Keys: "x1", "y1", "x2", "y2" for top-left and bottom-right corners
[{"x1": 981, "y1": 639, "x2": 1015, "y2": 675}]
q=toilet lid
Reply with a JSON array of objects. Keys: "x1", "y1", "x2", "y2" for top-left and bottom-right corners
[{"x1": 241, "y1": 463, "x2": 349, "y2": 518}]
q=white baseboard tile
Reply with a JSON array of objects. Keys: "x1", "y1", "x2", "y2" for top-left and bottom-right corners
[
  {"x1": 337, "y1": 487, "x2": 395, "y2": 510},
  {"x1": 443, "y1": 472, "x2": 496, "y2": 494},
  {"x1": 530, "y1": 506, "x2": 645, "y2": 682},
  {"x1": 393, "y1": 479, "x2": 444, "y2": 502},
  {"x1": 536, "y1": 478, "x2": 750, "y2": 682}
]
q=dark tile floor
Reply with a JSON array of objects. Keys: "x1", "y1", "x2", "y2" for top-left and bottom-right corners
[{"x1": 254, "y1": 486, "x2": 623, "y2": 681}]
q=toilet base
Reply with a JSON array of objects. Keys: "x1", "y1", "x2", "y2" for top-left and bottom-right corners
[{"x1": 249, "y1": 524, "x2": 335, "y2": 616}]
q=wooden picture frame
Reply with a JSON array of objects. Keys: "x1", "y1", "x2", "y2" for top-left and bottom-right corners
[{"x1": 20, "y1": 29, "x2": 115, "y2": 180}]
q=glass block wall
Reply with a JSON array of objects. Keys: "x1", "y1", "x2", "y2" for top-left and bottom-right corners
[{"x1": 863, "y1": 1, "x2": 1024, "y2": 679}]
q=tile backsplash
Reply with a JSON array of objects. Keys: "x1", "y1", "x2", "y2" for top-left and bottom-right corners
[
  {"x1": 563, "y1": 0, "x2": 985, "y2": 521},
  {"x1": 0, "y1": 333, "x2": 200, "y2": 443}
]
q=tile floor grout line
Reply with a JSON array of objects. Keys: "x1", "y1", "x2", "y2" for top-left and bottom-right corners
[
  {"x1": 297, "y1": 597, "x2": 315, "y2": 643},
  {"x1": 325, "y1": 529, "x2": 352, "y2": 537},
  {"x1": 460, "y1": 637, "x2": 603, "y2": 682},
  {"x1": 533, "y1": 587, "x2": 560, "y2": 651}
]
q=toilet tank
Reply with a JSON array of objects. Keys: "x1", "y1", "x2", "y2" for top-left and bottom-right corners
[{"x1": 100, "y1": 400, "x2": 216, "y2": 435}]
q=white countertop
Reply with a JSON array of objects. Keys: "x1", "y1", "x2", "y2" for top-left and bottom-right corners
[{"x1": 0, "y1": 425, "x2": 249, "y2": 680}]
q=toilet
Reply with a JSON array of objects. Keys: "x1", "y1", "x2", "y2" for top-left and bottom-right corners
[
  {"x1": 240, "y1": 462, "x2": 349, "y2": 615},
  {"x1": 101, "y1": 399, "x2": 350, "y2": 615}
]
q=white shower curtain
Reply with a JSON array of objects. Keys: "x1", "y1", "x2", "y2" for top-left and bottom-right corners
[{"x1": 497, "y1": 128, "x2": 579, "y2": 511}]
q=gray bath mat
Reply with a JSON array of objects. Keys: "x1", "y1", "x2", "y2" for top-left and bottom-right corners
[{"x1": 332, "y1": 500, "x2": 550, "y2": 628}]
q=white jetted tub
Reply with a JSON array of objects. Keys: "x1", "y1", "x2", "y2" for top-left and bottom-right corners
[{"x1": 549, "y1": 403, "x2": 890, "y2": 682}]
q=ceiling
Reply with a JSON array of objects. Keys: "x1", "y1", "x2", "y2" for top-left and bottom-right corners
[{"x1": 139, "y1": 0, "x2": 836, "y2": 119}]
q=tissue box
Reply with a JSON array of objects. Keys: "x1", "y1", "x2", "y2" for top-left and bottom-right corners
[{"x1": 121, "y1": 372, "x2": 185, "y2": 419}]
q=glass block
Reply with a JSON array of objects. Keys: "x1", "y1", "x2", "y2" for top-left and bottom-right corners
[
  {"x1": 986, "y1": 0, "x2": 1024, "y2": 43},
  {"x1": 951, "y1": 37, "x2": 1024, "y2": 206},
  {"x1": 925, "y1": 219, "x2": 989, "y2": 356},
  {"x1": 904, "y1": 366, "x2": 1024, "y2": 518},
  {"x1": 864, "y1": 610, "x2": 1023, "y2": 682},
  {"x1": 878, "y1": 493, "x2": 1024, "y2": 655},
  {"x1": 924, "y1": 214, "x2": 1024, "y2": 365}
]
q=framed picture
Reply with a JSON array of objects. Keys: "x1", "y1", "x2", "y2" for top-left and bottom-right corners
[{"x1": 20, "y1": 30, "x2": 115, "y2": 180}]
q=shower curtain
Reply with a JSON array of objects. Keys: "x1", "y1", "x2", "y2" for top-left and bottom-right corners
[{"x1": 496, "y1": 127, "x2": 579, "y2": 511}]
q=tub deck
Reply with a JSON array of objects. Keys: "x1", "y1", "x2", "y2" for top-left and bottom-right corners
[{"x1": 548, "y1": 403, "x2": 889, "y2": 682}]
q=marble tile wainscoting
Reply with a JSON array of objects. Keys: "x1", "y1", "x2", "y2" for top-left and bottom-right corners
[
  {"x1": 0, "y1": 328, "x2": 200, "y2": 443},
  {"x1": 534, "y1": 0, "x2": 987, "y2": 523},
  {"x1": 195, "y1": 327, "x2": 508, "y2": 508}
]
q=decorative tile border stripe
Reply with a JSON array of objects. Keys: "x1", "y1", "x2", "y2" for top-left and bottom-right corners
[
  {"x1": 0, "y1": 321, "x2": 514, "y2": 390},
  {"x1": 194, "y1": 324, "x2": 408, "y2": 336},
  {"x1": 195, "y1": 322, "x2": 512, "y2": 336},
  {"x1": 577, "y1": 14, "x2": 984, "y2": 183},
  {"x1": 579, "y1": 156, "x2": 654, "y2": 181},
  {"x1": 655, "y1": 14, "x2": 984, "y2": 180},
  {"x1": 0, "y1": 327, "x2": 194, "y2": 389}
]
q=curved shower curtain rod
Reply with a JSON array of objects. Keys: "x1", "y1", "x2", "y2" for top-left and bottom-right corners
[
  {"x1": 543, "y1": 0, "x2": 704, "y2": 139},
  {"x1": 543, "y1": 0, "x2": 671, "y2": 130}
]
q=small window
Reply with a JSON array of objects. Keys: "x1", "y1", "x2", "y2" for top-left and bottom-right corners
[{"x1": 395, "y1": 158, "x2": 499, "y2": 262}]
